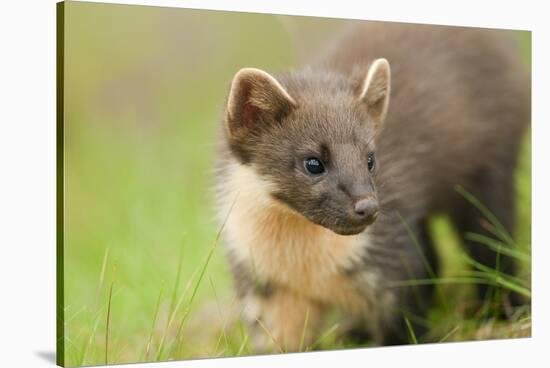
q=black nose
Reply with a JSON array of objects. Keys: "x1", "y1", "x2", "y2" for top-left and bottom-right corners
[{"x1": 354, "y1": 198, "x2": 379, "y2": 220}]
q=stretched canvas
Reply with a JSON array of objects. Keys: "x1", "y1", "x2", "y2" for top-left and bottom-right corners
[{"x1": 57, "y1": 1, "x2": 531, "y2": 366}]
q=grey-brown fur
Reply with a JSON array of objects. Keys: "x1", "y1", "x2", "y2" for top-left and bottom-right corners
[{"x1": 216, "y1": 22, "x2": 530, "y2": 347}]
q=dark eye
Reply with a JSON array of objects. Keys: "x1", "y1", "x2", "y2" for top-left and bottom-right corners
[
  {"x1": 304, "y1": 157, "x2": 325, "y2": 175},
  {"x1": 367, "y1": 152, "x2": 375, "y2": 172}
]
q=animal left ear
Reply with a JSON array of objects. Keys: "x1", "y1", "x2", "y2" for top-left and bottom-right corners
[{"x1": 358, "y1": 58, "x2": 391, "y2": 131}]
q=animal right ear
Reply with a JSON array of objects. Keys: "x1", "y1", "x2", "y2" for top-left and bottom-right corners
[
  {"x1": 225, "y1": 68, "x2": 296, "y2": 137},
  {"x1": 358, "y1": 58, "x2": 391, "y2": 132}
]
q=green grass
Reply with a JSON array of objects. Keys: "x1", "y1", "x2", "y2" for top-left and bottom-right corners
[{"x1": 60, "y1": 2, "x2": 531, "y2": 366}]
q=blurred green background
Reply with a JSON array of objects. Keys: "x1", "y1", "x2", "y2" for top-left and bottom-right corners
[{"x1": 61, "y1": 2, "x2": 531, "y2": 366}]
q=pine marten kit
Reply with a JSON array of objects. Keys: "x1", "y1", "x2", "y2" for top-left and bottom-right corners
[{"x1": 215, "y1": 22, "x2": 530, "y2": 351}]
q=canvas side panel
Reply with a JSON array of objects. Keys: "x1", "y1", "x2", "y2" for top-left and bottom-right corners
[{"x1": 56, "y1": 2, "x2": 65, "y2": 366}]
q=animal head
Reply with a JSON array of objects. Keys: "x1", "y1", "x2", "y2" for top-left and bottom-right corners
[{"x1": 223, "y1": 59, "x2": 391, "y2": 235}]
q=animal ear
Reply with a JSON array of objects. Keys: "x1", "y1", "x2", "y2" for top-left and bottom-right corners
[
  {"x1": 358, "y1": 58, "x2": 391, "y2": 131},
  {"x1": 225, "y1": 68, "x2": 296, "y2": 137}
]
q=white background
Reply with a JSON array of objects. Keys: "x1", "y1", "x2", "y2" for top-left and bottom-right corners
[{"x1": 0, "y1": 0, "x2": 547, "y2": 367}]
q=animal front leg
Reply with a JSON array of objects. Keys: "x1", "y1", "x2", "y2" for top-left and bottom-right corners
[{"x1": 242, "y1": 287, "x2": 322, "y2": 353}]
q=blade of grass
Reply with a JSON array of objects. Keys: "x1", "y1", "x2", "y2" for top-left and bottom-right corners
[
  {"x1": 236, "y1": 318, "x2": 251, "y2": 356},
  {"x1": 145, "y1": 284, "x2": 164, "y2": 359},
  {"x1": 255, "y1": 317, "x2": 284, "y2": 353},
  {"x1": 398, "y1": 214, "x2": 449, "y2": 312},
  {"x1": 168, "y1": 242, "x2": 185, "y2": 319},
  {"x1": 404, "y1": 317, "x2": 418, "y2": 344},
  {"x1": 155, "y1": 266, "x2": 199, "y2": 360},
  {"x1": 309, "y1": 322, "x2": 340, "y2": 350},
  {"x1": 65, "y1": 306, "x2": 87, "y2": 324},
  {"x1": 392, "y1": 274, "x2": 530, "y2": 298},
  {"x1": 80, "y1": 287, "x2": 124, "y2": 366},
  {"x1": 97, "y1": 247, "x2": 109, "y2": 294},
  {"x1": 169, "y1": 194, "x2": 239, "y2": 358},
  {"x1": 104, "y1": 264, "x2": 116, "y2": 365},
  {"x1": 82, "y1": 248, "x2": 111, "y2": 365},
  {"x1": 461, "y1": 255, "x2": 516, "y2": 280},
  {"x1": 393, "y1": 306, "x2": 432, "y2": 329},
  {"x1": 212, "y1": 315, "x2": 228, "y2": 356},
  {"x1": 209, "y1": 276, "x2": 231, "y2": 356},
  {"x1": 465, "y1": 233, "x2": 529, "y2": 262},
  {"x1": 492, "y1": 277, "x2": 531, "y2": 298},
  {"x1": 154, "y1": 242, "x2": 189, "y2": 361},
  {"x1": 389, "y1": 277, "x2": 491, "y2": 287},
  {"x1": 455, "y1": 185, "x2": 516, "y2": 246},
  {"x1": 63, "y1": 336, "x2": 80, "y2": 365},
  {"x1": 462, "y1": 256, "x2": 531, "y2": 297},
  {"x1": 494, "y1": 239, "x2": 503, "y2": 320},
  {"x1": 171, "y1": 237, "x2": 220, "y2": 355},
  {"x1": 465, "y1": 270, "x2": 530, "y2": 289},
  {"x1": 399, "y1": 214, "x2": 437, "y2": 279},
  {"x1": 398, "y1": 252, "x2": 432, "y2": 314},
  {"x1": 236, "y1": 332, "x2": 250, "y2": 356},
  {"x1": 439, "y1": 325, "x2": 460, "y2": 343},
  {"x1": 80, "y1": 315, "x2": 101, "y2": 366},
  {"x1": 298, "y1": 307, "x2": 311, "y2": 352}
]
